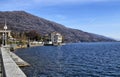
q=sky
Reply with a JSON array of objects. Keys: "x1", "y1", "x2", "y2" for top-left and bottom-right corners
[{"x1": 0, "y1": 0, "x2": 120, "y2": 40}]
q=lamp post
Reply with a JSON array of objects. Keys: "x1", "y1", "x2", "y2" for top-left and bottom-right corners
[
  {"x1": 4, "y1": 21, "x2": 8, "y2": 46},
  {"x1": 2, "y1": 33, "x2": 4, "y2": 46}
]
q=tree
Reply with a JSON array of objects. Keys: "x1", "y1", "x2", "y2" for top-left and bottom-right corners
[{"x1": 25, "y1": 30, "x2": 41, "y2": 41}]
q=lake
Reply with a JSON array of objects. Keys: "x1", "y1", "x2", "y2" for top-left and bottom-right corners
[{"x1": 15, "y1": 42, "x2": 120, "y2": 77}]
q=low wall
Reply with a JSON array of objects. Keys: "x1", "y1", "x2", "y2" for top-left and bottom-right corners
[{"x1": 0, "y1": 47, "x2": 27, "y2": 77}]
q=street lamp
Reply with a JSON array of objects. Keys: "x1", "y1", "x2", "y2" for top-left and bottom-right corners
[
  {"x1": 3, "y1": 20, "x2": 8, "y2": 46},
  {"x1": 2, "y1": 33, "x2": 4, "y2": 45}
]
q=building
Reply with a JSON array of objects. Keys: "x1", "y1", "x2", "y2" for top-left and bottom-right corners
[
  {"x1": 0, "y1": 19, "x2": 12, "y2": 45},
  {"x1": 51, "y1": 32, "x2": 62, "y2": 45}
]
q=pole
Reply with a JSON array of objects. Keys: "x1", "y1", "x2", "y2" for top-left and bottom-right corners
[
  {"x1": 2, "y1": 33, "x2": 4, "y2": 46},
  {"x1": 5, "y1": 29, "x2": 6, "y2": 45},
  {"x1": 4, "y1": 18, "x2": 8, "y2": 46}
]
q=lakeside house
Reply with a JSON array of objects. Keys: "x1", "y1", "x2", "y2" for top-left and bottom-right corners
[
  {"x1": 51, "y1": 32, "x2": 62, "y2": 45},
  {"x1": 44, "y1": 32, "x2": 63, "y2": 45}
]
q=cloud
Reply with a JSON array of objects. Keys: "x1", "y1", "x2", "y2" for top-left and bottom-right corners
[
  {"x1": 0, "y1": 0, "x2": 33, "y2": 11},
  {"x1": 32, "y1": 0, "x2": 116, "y2": 5},
  {"x1": 33, "y1": 0, "x2": 109, "y2": 3},
  {"x1": 32, "y1": 0, "x2": 112, "y2": 6},
  {"x1": 0, "y1": 0, "x2": 116, "y2": 11}
]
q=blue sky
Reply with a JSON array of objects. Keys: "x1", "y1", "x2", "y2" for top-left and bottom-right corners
[{"x1": 0, "y1": 0, "x2": 120, "y2": 40}]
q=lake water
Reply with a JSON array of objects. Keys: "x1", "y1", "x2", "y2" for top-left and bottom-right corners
[{"x1": 15, "y1": 42, "x2": 120, "y2": 77}]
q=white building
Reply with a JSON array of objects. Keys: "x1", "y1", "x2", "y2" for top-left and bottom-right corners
[{"x1": 51, "y1": 32, "x2": 62, "y2": 45}]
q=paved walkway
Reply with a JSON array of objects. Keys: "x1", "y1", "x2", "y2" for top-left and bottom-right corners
[
  {"x1": 1, "y1": 47, "x2": 27, "y2": 77},
  {"x1": 0, "y1": 46, "x2": 28, "y2": 77},
  {"x1": 0, "y1": 50, "x2": 2, "y2": 77}
]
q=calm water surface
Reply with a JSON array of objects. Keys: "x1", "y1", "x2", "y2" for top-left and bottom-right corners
[{"x1": 15, "y1": 42, "x2": 120, "y2": 77}]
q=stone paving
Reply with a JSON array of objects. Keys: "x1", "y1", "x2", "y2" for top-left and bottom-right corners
[
  {"x1": 0, "y1": 50, "x2": 2, "y2": 77},
  {"x1": 1, "y1": 47, "x2": 27, "y2": 77}
]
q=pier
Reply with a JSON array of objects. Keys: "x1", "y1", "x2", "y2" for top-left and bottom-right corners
[{"x1": 0, "y1": 46, "x2": 29, "y2": 77}]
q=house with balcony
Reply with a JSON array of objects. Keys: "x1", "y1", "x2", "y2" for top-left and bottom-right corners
[{"x1": 51, "y1": 32, "x2": 62, "y2": 45}]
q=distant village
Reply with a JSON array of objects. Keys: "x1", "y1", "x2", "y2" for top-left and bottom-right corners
[{"x1": 0, "y1": 24, "x2": 64, "y2": 49}]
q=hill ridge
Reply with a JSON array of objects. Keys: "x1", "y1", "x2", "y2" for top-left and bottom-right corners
[{"x1": 0, "y1": 11, "x2": 115, "y2": 42}]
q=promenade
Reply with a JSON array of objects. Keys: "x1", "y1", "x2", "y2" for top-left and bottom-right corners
[
  {"x1": 0, "y1": 50, "x2": 2, "y2": 77},
  {"x1": 0, "y1": 46, "x2": 28, "y2": 77}
]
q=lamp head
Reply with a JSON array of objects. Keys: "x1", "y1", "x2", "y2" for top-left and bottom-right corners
[{"x1": 4, "y1": 25, "x2": 7, "y2": 30}]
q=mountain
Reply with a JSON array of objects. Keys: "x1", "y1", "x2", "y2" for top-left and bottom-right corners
[{"x1": 0, "y1": 11, "x2": 115, "y2": 42}]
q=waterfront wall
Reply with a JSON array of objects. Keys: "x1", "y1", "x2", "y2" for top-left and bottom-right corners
[{"x1": 0, "y1": 47, "x2": 27, "y2": 77}]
